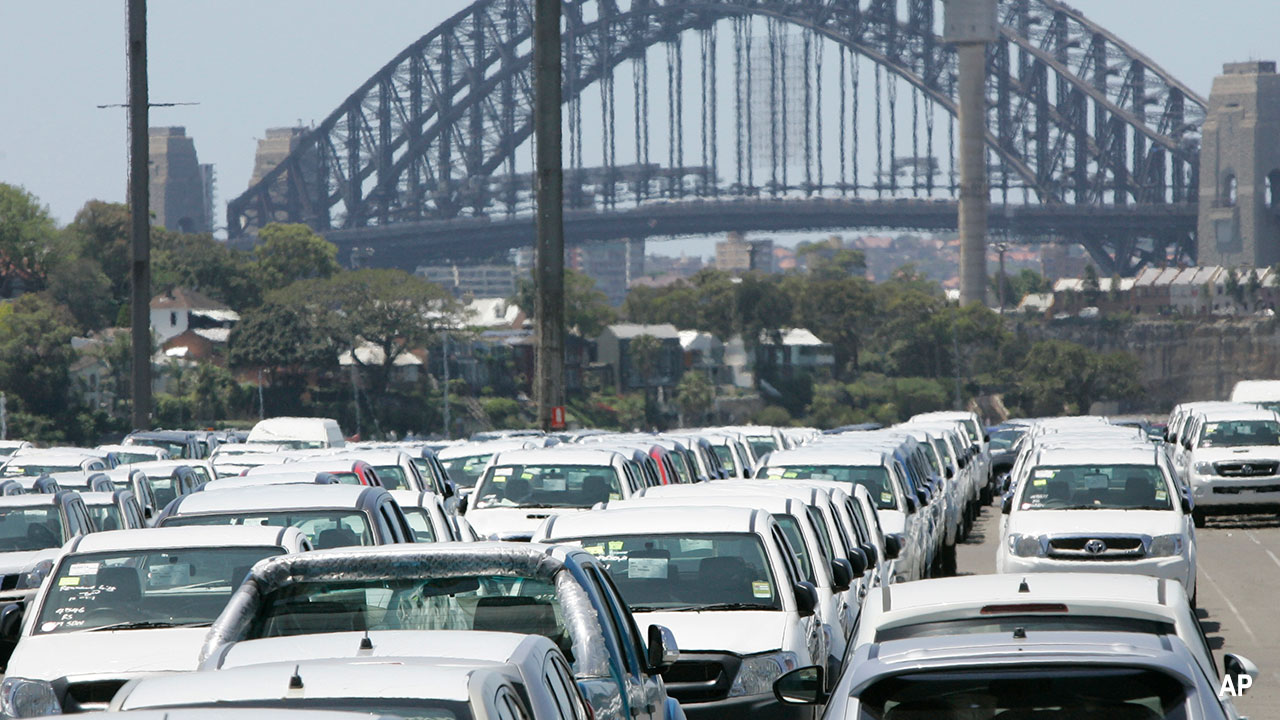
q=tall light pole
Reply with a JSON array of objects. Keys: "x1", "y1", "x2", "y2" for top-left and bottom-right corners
[
  {"x1": 127, "y1": 0, "x2": 152, "y2": 430},
  {"x1": 995, "y1": 241, "x2": 1010, "y2": 312},
  {"x1": 533, "y1": 0, "x2": 565, "y2": 432},
  {"x1": 945, "y1": 0, "x2": 997, "y2": 307}
]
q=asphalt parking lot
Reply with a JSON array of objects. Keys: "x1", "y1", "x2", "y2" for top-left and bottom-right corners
[{"x1": 958, "y1": 505, "x2": 1279, "y2": 717}]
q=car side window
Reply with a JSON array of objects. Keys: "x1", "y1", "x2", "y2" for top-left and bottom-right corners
[
  {"x1": 494, "y1": 685, "x2": 530, "y2": 720},
  {"x1": 591, "y1": 565, "x2": 650, "y2": 676},
  {"x1": 126, "y1": 499, "x2": 144, "y2": 528},
  {"x1": 770, "y1": 525, "x2": 802, "y2": 586},
  {"x1": 374, "y1": 503, "x2": 398, "y2": 542},
  {"x1": 583, "y1": 565, "x2": 640, "y2": 677},
  {"x1": 543, "y1": 652, "x2": 585, "y2": 720}
]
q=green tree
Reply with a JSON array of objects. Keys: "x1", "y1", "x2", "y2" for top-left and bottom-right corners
[
  {"x1": 44, "y1": 257, "x2": 115, "y2": 332},
  {"x1": 62, "y1": 200, "x2": 132, "y2": 305},
  {"x1": 1082, "y1": 264, "x2": 1101, "y2": 305},
  {"x1": 628, "y1": 334, "x2": 663, "y2": 389},
  {"x1": 0, "y1": 294, "x2": 78, "y2": 418},
  {"x1": 152, "y1": 230, "x2": 261, "y2": 311},
  {"x1": 515, "y1": 268, "x2": 616, "y2": 338},
  {"x1": 254, "y1": 223, "x2": 341, "y2": 289},
  {"x1": 622, "y1": 283, "x2": 700, "y2": 329},
  {"x1": 0, "y1": 184, "x2": 60, "y2": 291},
  {"x1": 228, "y1": 301, "x2": 334, "y2": 377},
  {"x1": 675, "y1": 370, "x2": 714, "y2": 425}
]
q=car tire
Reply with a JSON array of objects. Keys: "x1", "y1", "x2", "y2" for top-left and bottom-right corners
[
  {"x1": 1192, "y1": 509, "x2": 1206, "y2": 529},
  {"x1": 942, "y1": 543, "x2": 958, "y2": 576}
]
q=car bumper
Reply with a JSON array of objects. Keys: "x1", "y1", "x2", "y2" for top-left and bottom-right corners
[
  {"x1": 1192, "y1": 477, "x2": 1280, "y2": 510},
  {"x1": 682, "y1": 694, "x2": 812, "y2": 720},
  {"x1": 1000, "y1": 554, "x2": 1192, "y2": 588}
]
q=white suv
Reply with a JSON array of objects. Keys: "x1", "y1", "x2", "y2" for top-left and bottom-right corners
[
  {"x1": 998, "y1": 445, "x2": 1197, "y2": 601},
  {"x1": 1180, "y1": 405, "x2": 1280, "y2": 527}
]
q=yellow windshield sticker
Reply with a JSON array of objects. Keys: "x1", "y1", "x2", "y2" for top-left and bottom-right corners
[
  {"x1": 608, "y1": 540, "x2": 625, "y2": 552},
  {"x1": 58, "y1": 577, "x2": 80, "y2": 587},
  {"x1": 752, "y1": 581, "x2": 772, "y2": 598}
]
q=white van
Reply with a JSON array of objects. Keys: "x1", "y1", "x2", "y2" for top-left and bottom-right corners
[
  {"x1": 1229, "y1": 379, "x2": 1280, "y2": 412},
  {"x1": 245, "y1": 417, "x2": 345, "y2": 450}
]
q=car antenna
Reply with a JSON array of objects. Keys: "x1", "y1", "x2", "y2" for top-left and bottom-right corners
[
  {"x1": 1018, "y1": 578, "x2": 1030, "y2": 593},
  {"x1": 1013, "y1": 627, "x2": 1027, "y2": 639},
  {"x1": 359, "y1": 630, "x2": 374, "y2": 651},
  {"x1": 288, "y1": 665, "x2": 304, "y2": 690}
]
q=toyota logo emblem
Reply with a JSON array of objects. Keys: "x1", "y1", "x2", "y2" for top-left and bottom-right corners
[
  {"x1": 1243, "y1": 465, "x2": 1253, "y2": 473},
  {"x1": 1084, "y1": 539, "x2": 1107, "y2": 555}
]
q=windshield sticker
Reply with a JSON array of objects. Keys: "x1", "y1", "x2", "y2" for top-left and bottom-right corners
[
  {"x1": 810, "y1": 473, "x2": 835, "y2": 481},
  {"x1": 1034, "y1": 469, "x2": 1056, "y2": 479},
  {"x1": 542, "y1": 476, "x2": 567, "y2": 492},
  {"x1": 67, "y1": 563, "x2": 99, "y2": 576},
  {"x1": 752, "y1": 581, "x2": 772, "y2": 598},
  {"x1": 608, "y1": 540, "x2": 625, "y2": 552},
  {"x1": 628, "y1": 557, "x2": 669, "y2": 579},
  {"x1": 1155, "y1": 488, "x2": 1168, "y2": 501},
  {"x1": 58, "y1": 577, "x2": 80, "y2": 587},
  {"x1": 680, "y1": 539, "x2": 714, "y2": 553},
  {"x1": 39, "y1": 622, "x2": 58, "y2": 633},
  {"x1": 583, "y1": 545, "x2": 605, "y2": 556},
  {"x1": 492, "y1": 468, "x2": 513, "y2": 477},
  {"x1": 766, "y1": 468, "x2": 785, "y2": 478},
  {"x1": 880, "y1": 492, "x2": 893, "y2": 504},
  {"x1": 1021, "y1": 503, "x2": 1032, "y2": 510},
  {"x1": 1032, "y1": 478, "x2": 1048, "y2": 487},
  {"x1": 783, "y1": 471, "x2": 798, "y2": 478}
]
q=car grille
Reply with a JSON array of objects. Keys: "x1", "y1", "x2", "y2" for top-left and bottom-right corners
[
  {"x1": 0, "y1": 574, "x2": 18, "y2": 591},
  {"x1": 65, "y1": 680, "x2": 128, "y2": 711},
  {"x1": 1047, "y1": 536, "x2": 1145, "y2": 560},
  {"x1": 662, "y1": 653, "x2": 741, "y2": 703},
  {"x1": 1215, "y1": 461, "x2": 1279, "y2": 477},
  {"x1": 1213, "y1": 484, "x2": 1280, "y2": 494}
]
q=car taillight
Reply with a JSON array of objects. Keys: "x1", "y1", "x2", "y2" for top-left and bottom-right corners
[{"x1": 979, "y1": 603, "x2": 1069, "y2": 614}]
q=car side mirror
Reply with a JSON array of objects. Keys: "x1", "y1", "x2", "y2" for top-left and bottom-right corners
[
  {"x1": 646, "y1": 624, "x2": 679, "y2": 673},
  {"x1": 443, "y1": 481, "x2": 456, "y2": 499},
  {"x1": 883, "y1": 534, "x2": 903, "y2": 561},
  {"x1": 984, "y1": 434, "x2": 991, "y2": 443},
  {"x1": 742, "y1": 468, "x2": 752, "y2": 478},
  {"x1": 916, "y1": 488, "x2": 930, "y2": 506},
  {"x1": 1224, "y1": 653, "x2": 1259, "y2": 687},
  {"x1": 904, "y1": 495, "x2": 919, "y2": 514},
  {"x1": 0, "y1": 603, "x2": 23, "y2": 642},
  {"x1": 458, "y1": 496, "x2": 469, "y2": 515},
  {"x1": 774, "y1": 666, "x2": 827, "y2": 706},
  {"x1": 1181, "y1": 494, "x2": 1193, "y2": 514},
  {"x1": 1002, "y1": 495, "x2": 1013, "y2": 515},
  {"x1": 860, "y1": 544, "x2": 878, "y2": 569},
  {"x1": 792, "y1": 581, "x2": 819, "y2": 617},
  {"x1": 829, "y1": 558, "x2": 854, "y2": 592},
  {"x1": 998, "y1": 473, "x2": 1012, "y2": 494},
  {"x1": 945, "y1": 467, "x2": 954, "y2": 480},
  {"x1": 1182, "y1": 438, "x2": 1193, "y2": 450}
]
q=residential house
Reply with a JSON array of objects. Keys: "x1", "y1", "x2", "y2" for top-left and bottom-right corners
[
  {"x1": 339, "y1": 343, "x2": 424, "y2": 386},
  {"x1": 756, "y1": 328, "x2": 836, "y2": 380},
  {"x1": 596, "y1": 324, "x2": 684, "y2": 393},
  {"x1": 678, "y1": 330, "x2": 730, "y2": 385},
  {"x1": 150, "y1": 287, "x2": 239, "y2": 344}
]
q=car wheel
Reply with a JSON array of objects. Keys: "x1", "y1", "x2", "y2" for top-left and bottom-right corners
[
  {"x1": 1192, "y1": 509, "x2": 1206, "y2": 528},
  {"x1": 942, "y1": 543, "x2": 958, "y2": 576}
]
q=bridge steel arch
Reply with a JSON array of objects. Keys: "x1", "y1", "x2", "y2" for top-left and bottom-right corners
[{"x1": 227, "y1": 0, "x2": 1206, "y2": 273}]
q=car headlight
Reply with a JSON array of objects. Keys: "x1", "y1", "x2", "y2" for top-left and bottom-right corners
[
  {"x1": 1007, "y1": 534, "x2": 1044, "y2": 558},
  {"x1": 1149, "y1": 534, "x2": 1184, "y2": 557},
  {"x1": 0, "y1": 677, "x2": 60, "y2": 718},
  {"x1": 1193, "y1": 462, "x2": 1216, "y2": 476},
  {"x1": 15, "y1": 561, "x2": 52, "y2": 591},
  {"x1": 728, "y1": 651, "x2": 800, "y2": 697}
]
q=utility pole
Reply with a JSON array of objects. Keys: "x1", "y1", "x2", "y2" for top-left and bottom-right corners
[
  {"x1": 127, "y1": 0, "x2": 151, "y2": 430},
  {"x1": 945, "y1": 0, "x2": 997, "y2": 307},
  {"x1": 533, "y1": 0, "x2": 565, "y2": 432},
  {"x1": 995, "y1": 241, "x2": 1009, "y2": 313}
]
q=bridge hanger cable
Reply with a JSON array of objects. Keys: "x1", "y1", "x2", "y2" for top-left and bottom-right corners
[
  {"x1": 912, "y1": 86, "x2": 920, "y2": 197},
  {"x1": 734, "y1": 17, "x2": 744, "y2": 192},
  {"x1": 888, "y1": 71, "x2": 897, "y2": 196},
  {"x1": 803, "y1": 28, "x2": 813, "y2": 196},
  {"x1": 852, "y1": 51, "x2": 860, "y2": 196},
  {"x1": 768, "y1": 20, "x2": 779, "y2": 197},
  {"x1": 839, "y1": 44, "x2": 847, "y2": 194},
  {"x1": 814, "y1": 31, "x2": 823, "y2": 193},
  {"x1": 875, "y1": 62, "x2": 883, "y2": 198},
  {"x1": 709, "y1": 24, "x2": 718, "y2": 198},
  {"x1": 779, "y1": 22, "x2": 790, "y2": 194}
]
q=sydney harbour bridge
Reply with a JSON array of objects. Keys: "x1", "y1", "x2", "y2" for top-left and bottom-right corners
[{"x1": 226, "y1": 0, "x2": 1205, "y2": 275}]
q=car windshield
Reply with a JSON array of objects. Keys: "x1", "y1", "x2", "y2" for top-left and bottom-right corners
[
  {"x1": 3, "y1": 464, "x2": 80, "y2": 477},
  {"x1": 374, "y1": 465, "x2": 410, "y2": 490},
  {"x1": 324, "y1": 472, "x2": 361, "y2": 485},
  {"x1": 1198, "y1": 419, "x2": 1280, "y2": 448},
  {"x1": 931, "y1": 439, "x2": 955, "y2": 467},
  {"x1": 1019, "y1": 465, "x2": 1173, "y2": 510},
  {"x1": 857, "y1": 666, "x2": 1188, "y2": 719},
  {"x1": 34, "y1": 546, "x2": 283, "y2": 635},
  {"x1": 403, "y1": 508, "x2": 437, "y2": 542},
  {"x1": 564, "y1": 533, "x2": 783, "y2": 612},
  {"x1": 132, "y1": 438, "x2": 188, "y2": 457},
  {"x1": 87, "y1": 504, "x2": 126, "y2": 532},
  {"x1": 747, "y1": 436, "x2": 778, "y2": 458},
  {"x1": 145, "y1": 474, "x2": 180, "y2": 508},
  {"x1": 0, "y1": 507, "x2": 64, "y2": 550},
  {"x1": 989, "y1": 429, "x2": 1025, "y2": 452},
  {"x1": 117, "y1": 452, "x2": 162, "y2": 464},
  {"x1": 163, "y1": 511, "x2": 374, "y2": 549},
  {"x1": 473, "y1": 465, "x2": 622, "y2": 510},
  {"x1": 440, "y1": 454, "x2": 492, "y2": 489},
  {"x1": 761, "y1": 465, "x2": 897, "y2": 509},
  {"x1": 245, "y1": 574, "x2": 573, "y2": 659},
  {"x1": 711, "y1": 445, "x2": 737, "y2": 473}
]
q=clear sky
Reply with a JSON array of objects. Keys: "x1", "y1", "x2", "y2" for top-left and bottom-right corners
[{"x1": 1, "y1": 1, "x2": 1275, "y2": 229}]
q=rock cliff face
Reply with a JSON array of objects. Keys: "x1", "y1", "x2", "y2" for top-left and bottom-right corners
[{"x1": 1033, "y1": 318, "x2": 1280, "y2": 412}]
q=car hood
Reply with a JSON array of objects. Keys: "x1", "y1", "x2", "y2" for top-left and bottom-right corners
[
  {"x1": 6, "y1": 627, "x2": 210, "y2": 681},
  {"x1": 465, "y1": 506, "x2": 584, "y2": 540},
  {"x1": 0, "y1": 549, "x2": 59, "y2": 576},
  {"x1": 633, "y1": 610, "x2": 789, "y2": 655},
  {"x1": 1191, "y1": 447, "x2": 1280, "y2": 463},
  {"x1": 1007, "y1": 509, "x2": 1182, "y2": 537}
]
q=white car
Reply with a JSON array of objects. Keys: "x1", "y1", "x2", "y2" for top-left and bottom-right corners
[
  {"x1": 1, "y1": 452, "x2": 107, "y2": 479},
  {"x1": 1, "y1": 526, "x2": 309, "y2": 715},
  {"x1": 849, "y1": 572, "x2": 1223, "y2": 685},
  {"x1": 92, "y1": 445, "x2": 170, "y2": 466},
  {"x1": 1179, "y1": 405, "x2": 1280, "y2": 526},
  {"x1": 465, "y1": 448, "x2": 640, "y2": 541},
  {"x1": 112, "y1": 633, "x2": 590, "y2": 720},
  {"x1": 998, "y1": 445, "x2": 1197, "y2": 601},
  {"x1": 436, "y1": 438, "x2": 543, "y2": 494},
  {"x1": 0, "y1": 493, "x2": 97, "y2": 621},
  {"x1": 535, "y1": 505, "x2": 822, "y2": 719},
  {"x1": 155, "y1": 485, "x2": 414, "y2": 549},
  {"x1": 387, "y1": 490, "x2": 460, "y2": 542}
]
